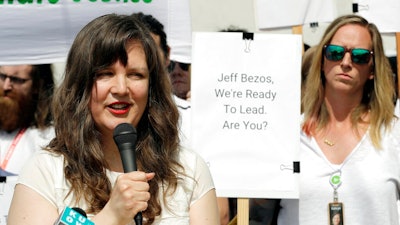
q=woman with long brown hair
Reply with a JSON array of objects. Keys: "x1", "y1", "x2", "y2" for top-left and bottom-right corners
[{"x1": 8, "y1": 14, "x2": 219, "y2": 225}]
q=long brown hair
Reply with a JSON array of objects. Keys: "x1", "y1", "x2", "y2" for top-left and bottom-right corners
[
  {"x1": 29, "y1": 64, "x2": 54, "y2": 129},
  {"x1": 302, "y1": 14, "x2": 395, "y2": 148},
  {"x1": 48, "y1": 14, "x2": 181, "y2": 223}
]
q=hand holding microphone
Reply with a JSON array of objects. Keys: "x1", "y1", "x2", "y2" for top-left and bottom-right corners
[
  {"x1": 106, "y1": 171, "x2": 154, "y2": 224},
  {"x1": 113, "y1": 123, "x2": 154, "y2": 225}
]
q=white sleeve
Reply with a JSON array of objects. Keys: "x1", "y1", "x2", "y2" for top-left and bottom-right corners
[
  {"x1": 17, "y1": 150, "x2": 64, "y2": 209},
  {"x1": 189, "y1": 150, "x2": 215, "y2": 206}
]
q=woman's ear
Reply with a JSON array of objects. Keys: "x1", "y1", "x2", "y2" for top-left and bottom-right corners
[
  {"x1": 369, "y1": 65, "x2": 374, "y2": 80},
  {"x1": 369, "y1": 74, "x2": 374, "y2": 80}
]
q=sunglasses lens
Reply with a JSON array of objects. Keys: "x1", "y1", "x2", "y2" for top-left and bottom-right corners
[
  {"x1": 351, "y1": 49, "x2": 371, "y2": 64},
  {"x1": 325, "y1": 45, "x2": 345, "y2": 61},
  {"x1": 168, "y1": 61, "x2": 175, "y2": 73},
  {"x1": 168, "y1": 61, "x2": 190, "y2": 72},
  {"x1": 179, "y1": 63, "x2": 190, "y2": 71}
]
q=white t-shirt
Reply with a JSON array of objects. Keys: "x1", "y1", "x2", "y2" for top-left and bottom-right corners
[
  {"x1": 17, "y1": 147, "x2": 214, "y2": 225},
  {"x1": 0, "y1": 127, "x2": 54, "y2": 225},
  {"x1": 278, "y1": 119, "x2": 400, "y2": 225}
]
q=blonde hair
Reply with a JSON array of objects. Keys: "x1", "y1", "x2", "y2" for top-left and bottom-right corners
[{"x1": 302, "y1": 14, "x2": 395, "y2": 148}]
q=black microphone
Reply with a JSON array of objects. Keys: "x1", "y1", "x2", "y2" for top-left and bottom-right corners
[
  {"x1": 113, "y1": 123, "x2": 138, "y2": 172},
  {"x1": 113, "y1": 123, "x2": 142, "y2": 225},
  {"x1": 71, "y1": 207, "x2": 87, "y2": 218}
]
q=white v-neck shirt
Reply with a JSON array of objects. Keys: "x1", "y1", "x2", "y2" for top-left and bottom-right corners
[{"x1": 279, "y1": 119, "x2": 400, "y2": 225}]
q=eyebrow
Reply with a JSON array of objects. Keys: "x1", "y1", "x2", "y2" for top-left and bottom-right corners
[
  {"x1": 128, "y1": 66, "x2": 149, "y2": 73},
  {"x1": 0, "y1": 72, "x2": 30, "y2": 78}
]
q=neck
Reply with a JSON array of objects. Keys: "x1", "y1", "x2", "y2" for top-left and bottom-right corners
[
  {"x1": 324, "y1": 85, "x2": 363, "y2": 117},
  {"x1": 101, "y1": 135, "x2": 124, "y2": 172}
]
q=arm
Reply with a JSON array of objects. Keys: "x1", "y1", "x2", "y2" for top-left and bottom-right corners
[
  {"x1": 8, "y1": 184, "x2": 59, "y2": 225},
  {"x1": 189, "y1": 189, "x2": 220, "y2": 225},
  {"x1": 8, "y1": 171, "x2": 154, "y2": 225},
  {"x1": 217, "y1": 197, "x2": 230, "y2": 225}
]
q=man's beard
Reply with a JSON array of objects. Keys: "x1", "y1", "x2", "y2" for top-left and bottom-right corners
[{"x1": 0, "y1": 90, "x2": 35, "y2": 132}]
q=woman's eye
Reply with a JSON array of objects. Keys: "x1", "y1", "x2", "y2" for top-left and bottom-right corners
[
  {"x1": 128, "y1": 72, "x2": 144, "y2": 79},
  {"x1": 96, "y1": 71, "x2": 113, "y2": 79}
]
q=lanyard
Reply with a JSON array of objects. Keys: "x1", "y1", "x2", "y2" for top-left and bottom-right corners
[
  {"x1": 0, "y1": 128, "x2": 27, "y2": 170},
  {"x1": 330, "y1": 170, "x2": 342, "y2": 202}
]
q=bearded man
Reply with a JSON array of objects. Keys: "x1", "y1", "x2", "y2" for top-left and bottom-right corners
[{"x1": 0, "y1": 64, "x2": 55, "y2": 225}]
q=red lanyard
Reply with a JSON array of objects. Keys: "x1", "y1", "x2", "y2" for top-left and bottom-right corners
[{"x1": 0, "y1": 128, "x2": 27, "y2": 170}]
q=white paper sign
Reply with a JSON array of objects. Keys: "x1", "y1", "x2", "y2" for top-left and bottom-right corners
[
  {"x1": 0, "y1": 0, "x2": 192, "y2": 64},
  {"x1": 191, "y1": 32, "x2": 301, "y2": 198},
  {"x1": 255, "y1": 0, "x2": 337, "y2": 29},
  {"x1": 357, "y1": 0, "x2": 400, "y2": 33}
]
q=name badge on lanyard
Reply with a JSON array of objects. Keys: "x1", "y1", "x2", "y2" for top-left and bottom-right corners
[{"x1": 329, "y1": 171, "x2": 344, "y2": 225}]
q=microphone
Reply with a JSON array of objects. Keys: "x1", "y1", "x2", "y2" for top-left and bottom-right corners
[
  {"x1": 53, "y1": 206, "x2": 94, "y2": 225},
  {"x1": 113, "y1": 123, "x2": 142, "y2": 225},
  {"x1": 71, "y1": 207, "x2": 87, "y2": 218},
  {"x1": 113, "y1": 123, "x2": 138, "y2": 172}
]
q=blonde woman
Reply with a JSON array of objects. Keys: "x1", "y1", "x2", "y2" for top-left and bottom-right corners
[{"x1": 279, "y1": 14, "x2": 399, "y2": 225}]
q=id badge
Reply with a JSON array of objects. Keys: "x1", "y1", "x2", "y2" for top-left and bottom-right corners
[{"x1": 328, "y1": 202, "x2": 344, "y2": 225}]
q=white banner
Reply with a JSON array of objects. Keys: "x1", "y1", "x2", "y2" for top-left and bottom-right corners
[
  {"x1": 191, "y1": 32, "x2": 301, "y2": 198},
  {"x1": 0, "y1": 0, "x2": 191, "y2": 64}
]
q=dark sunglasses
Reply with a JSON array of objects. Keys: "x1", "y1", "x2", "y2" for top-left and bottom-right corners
[
  {"x1": 168, "y1": 61, "x2": 190, "y2": 73},
  {"x1": 0, "y1": 73, "x2": 31, "y2": 85},
  {"x1": 324, "y1": 44, "x2": 373, "y2": 65}
]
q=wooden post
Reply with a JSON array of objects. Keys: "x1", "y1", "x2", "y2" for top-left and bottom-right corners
[
  {"x1": 292, "y1": 25, "x2": 304, "y2": 54},
  {"x1": 237, "y1": 198, "x2": 249, "y2": 225},
  {"x1": 292, "y1": 25, "x2": 303, "y2": 34}
]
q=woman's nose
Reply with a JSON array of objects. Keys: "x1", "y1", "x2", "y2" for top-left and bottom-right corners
[
  {"x1": 111, "y1": 75, "x2": 129, "y2": 95},
  {"x1": 341, "y1": 52, "x2": 352, "y2": 65}
]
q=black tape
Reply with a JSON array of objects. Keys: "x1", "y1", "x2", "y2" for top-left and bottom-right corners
[
  {"x1": 242, "y1": 32, "x2": 254, "y2": 40},
  {"x1": 293, "y1": 161, "x2": 300, "y2": 173},
  {"x1": 353, "y1": 3, "x2": 358, "y2": 13},
  {"x1": 310, "y1": 22, "x2": 319, "y2": 28},
  {"x1": 0, "y1": 176, "x2": 6, "y2": 183}
]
